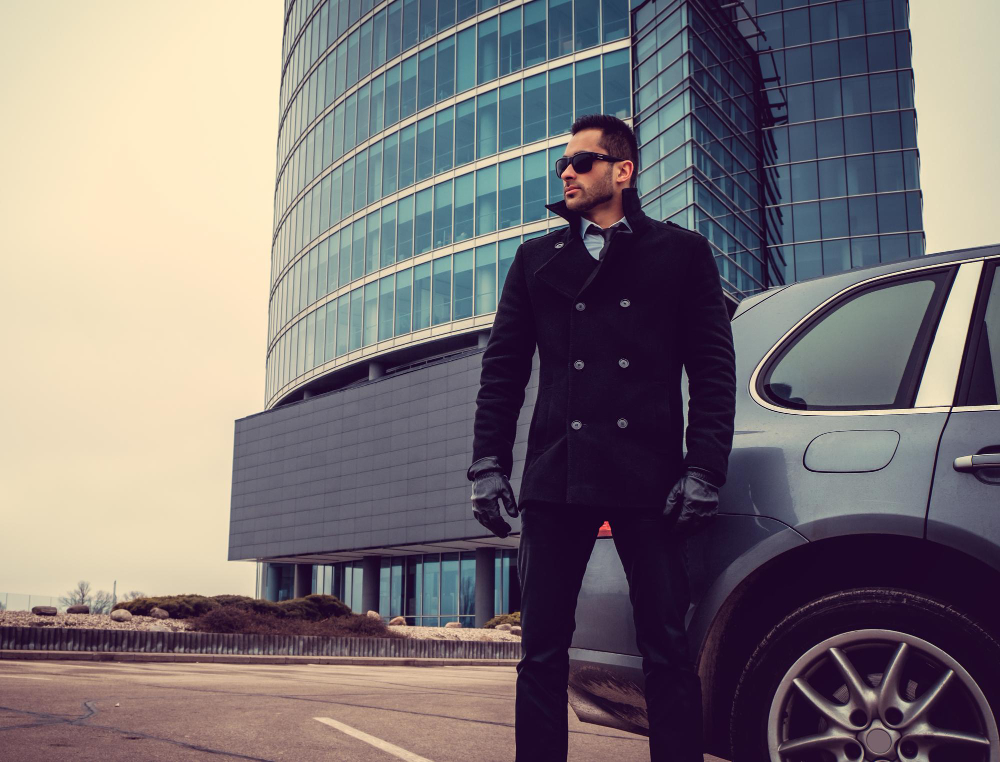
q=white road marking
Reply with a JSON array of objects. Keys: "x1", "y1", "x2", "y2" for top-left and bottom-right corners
[
  {"x1": 0, "y1": 675, "x2": 51, "y2": 680},
  {"x1": 314, "y1": 717, "x2": 434, "y2": 762}
]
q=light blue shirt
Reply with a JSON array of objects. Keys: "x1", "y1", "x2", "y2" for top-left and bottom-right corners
[{"x1": 579, "y1": 215, "x2": 631, "y2": 260}]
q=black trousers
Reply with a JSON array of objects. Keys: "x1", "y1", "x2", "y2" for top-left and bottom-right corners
[{"x1": 514, "y1": 500, "x2": 703, "y2": 762}]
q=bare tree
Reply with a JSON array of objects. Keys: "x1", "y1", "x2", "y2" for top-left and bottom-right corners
[
  {"x1": 120, "y1": 590, "x2": 146, "y2": 602},
  {"x1": 60, "y1": 580, "x2": 93, "y2": 609},
  {"x1": 91, "y1": 591, "x2": 115, "y2": 615}
]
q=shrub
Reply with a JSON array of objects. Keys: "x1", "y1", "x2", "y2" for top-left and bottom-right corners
[
  {"x1": 187, "y1": 607, "x2": 402, "y2": 638},
  {"x1": 113, "y1": 595, "x2": 218, "y2": 619},
  {"x1": 483, "y1": 611, "x2": 520, "y2": 629},
  {"x1": 211, "y1": 594, "x2": 285, "y2": 617},
  {"x1": 113, "y1": 592, "x2": 353, "y2": 622},
  {"x1": 276, "y1": 594, "x2": 351, "y2": 621}
]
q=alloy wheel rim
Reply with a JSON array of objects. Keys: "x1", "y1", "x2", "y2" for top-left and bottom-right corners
[{"x1": 766, "y1": 628, "x2": 998, "y2": 761}]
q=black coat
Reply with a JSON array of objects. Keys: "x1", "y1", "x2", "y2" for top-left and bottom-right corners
[{"x1": 469, "y1": 186, "x2": 736, "y2": 510}]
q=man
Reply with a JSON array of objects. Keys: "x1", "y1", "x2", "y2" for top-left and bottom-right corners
[{"x1": 466, "y1": 114, "x2": 736, "y2": 762}]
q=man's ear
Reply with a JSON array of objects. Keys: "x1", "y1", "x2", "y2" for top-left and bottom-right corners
[{"x1": 617, "y1": 160, "x2": 634, "y2": 186}]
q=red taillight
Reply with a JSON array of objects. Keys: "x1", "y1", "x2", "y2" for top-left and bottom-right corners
[{"x1": 597, "y1": 521, "x2": 612, "y2": 538}]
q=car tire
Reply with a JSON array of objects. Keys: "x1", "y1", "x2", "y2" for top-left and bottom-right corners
[{"x1": 730, "y1": 587, "x2": 1000, "y2": 762}]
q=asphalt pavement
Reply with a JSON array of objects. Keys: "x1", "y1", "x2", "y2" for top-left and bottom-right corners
[{"x1": 0, "y1": 660, "x2": 729, "y2": 761}]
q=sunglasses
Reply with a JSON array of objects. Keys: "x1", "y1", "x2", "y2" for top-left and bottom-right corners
[{"x1": 554, "y1": 151, "x2": 627, "y2": 178}]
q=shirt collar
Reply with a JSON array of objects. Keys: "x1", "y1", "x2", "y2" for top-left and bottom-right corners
[
  {"x1": 547, "y1": 187, "x2": 649, "y2": 239},
  {"x1": 580, "y1": 214, "x2": 631, "y2": 239}
]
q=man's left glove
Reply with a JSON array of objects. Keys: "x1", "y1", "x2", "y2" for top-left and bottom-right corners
[
  {"x1": 467, "y1": 456, "x2": 520, "y2": 538},
  {"x1": 664, "y1": 467, "x2": 721, "y2": 539}
]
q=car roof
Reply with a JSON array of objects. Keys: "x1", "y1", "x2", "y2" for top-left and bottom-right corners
[{"x1": 795, "y1": 242, "x2": 1000, "y2": 286}]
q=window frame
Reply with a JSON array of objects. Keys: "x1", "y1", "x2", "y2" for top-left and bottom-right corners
[
  {"x1": 756, "y1": 267, "x2": 955, "y2": 412},
  {"x1": 955, "y1": 260, "x2": 1000, "y2": 407}
]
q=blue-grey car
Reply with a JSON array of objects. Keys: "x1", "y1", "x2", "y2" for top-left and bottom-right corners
[{"x1": 566, "y1": 244, "x2": 1000, "y2": 762}]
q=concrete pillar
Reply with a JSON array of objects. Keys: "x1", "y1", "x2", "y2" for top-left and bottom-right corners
[
  {"x1": 264, "y1": 563, "x2": 279, "y2": 602},
  {"x1": 475, "y1": 548, "x2": 496, "y2": 628},
  {"x1": 369, "y1": 361, "x2": 385, "y2": 380},
  {"x1": 477, "y1": 330, "x2": 490, "y2": 349},
  {"x1": 293, "y1": 564, "x2": 312, "y2": 599},
  {"x1": 361, "y1": 556, "x2": 382, "y2": 615}
]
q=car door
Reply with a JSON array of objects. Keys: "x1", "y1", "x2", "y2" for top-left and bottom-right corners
[
  {"x1": 728, "y1": 261, "x2": 972, "y2": 542},
  {"x1": 927, "y1": 258, "x2": 1000, "y2": 571}
]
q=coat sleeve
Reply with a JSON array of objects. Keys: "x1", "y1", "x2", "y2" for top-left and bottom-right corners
[
  {"x1": 678, "y1": 234, "x2": 737, "y2": 486},
  {"x1": 469, "y1": 243, "x2": 537, "y2": 480}
]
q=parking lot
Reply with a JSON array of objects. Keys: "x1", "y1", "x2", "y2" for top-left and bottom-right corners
[{"x1": 0, "y1": 660, "x2": 728, "y2": 761}]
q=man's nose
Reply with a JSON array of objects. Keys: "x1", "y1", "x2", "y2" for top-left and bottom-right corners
[{"x1": 561, "y1": 165, "x2": 575, "y2": 182}]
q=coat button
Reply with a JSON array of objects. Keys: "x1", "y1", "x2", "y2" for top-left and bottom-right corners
[
  {"x1": 617, "y1": 418, "x2": 628, "y2": 428},
  {"x1": 575, "y1": 302, "x2": 586, "y2": 311},
  {"x1": 618, "y1": 358, "x2": 629, "y2": 368},
  {"x1": 571, "y1": 420, "x2": 582, "y2": 430},
  {"x1": 620, "y1": 298, "x2": 630, "y2": 307},
  {"x1": 573, "y1": 360, "x2": 584, "y2": 370}
]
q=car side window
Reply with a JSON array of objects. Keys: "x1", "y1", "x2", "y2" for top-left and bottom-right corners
[
  {"x1": 964, "y1": 265, "x2": 1000, "y2": 406},
  {"x1": 761, "y1": 272, "x2": 950, "y2": 411}
]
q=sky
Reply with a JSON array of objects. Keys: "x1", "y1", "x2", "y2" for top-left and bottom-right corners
[{"x1": 0, "y1": 1, "x2": 997, "y2": 603}]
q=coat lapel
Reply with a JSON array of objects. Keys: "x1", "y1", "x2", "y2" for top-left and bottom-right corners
[
  {"x1": 533, "y1": 187, "x2": 651, "y2": 301},
  {"x1": 532, "y1": 226, "x2": 598, "y2": 301}
]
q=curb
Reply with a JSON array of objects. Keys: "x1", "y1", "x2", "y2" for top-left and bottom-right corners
[{"x1": 0, "y1": 650, "x2": 519, "y2": 667}]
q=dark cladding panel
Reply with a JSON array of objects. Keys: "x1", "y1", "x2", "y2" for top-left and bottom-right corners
[{"x1": 229, "y1": 348, "x2": 540, "y2": 560}]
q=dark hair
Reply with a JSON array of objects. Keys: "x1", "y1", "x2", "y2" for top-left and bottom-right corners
[{"x1": 570, "y1": 114, "x2": 638, "y2": 188}]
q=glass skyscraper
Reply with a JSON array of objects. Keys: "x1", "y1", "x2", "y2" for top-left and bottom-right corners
[
  {"x1": 232, "y1": 0, "x2": 922, "y2": 617},
  {"x1": 265, "y1": 0, "x2": 921, "y2": 409}
]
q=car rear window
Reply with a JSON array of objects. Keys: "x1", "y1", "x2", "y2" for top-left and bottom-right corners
[{"x1": 761, "y1": 271, "x2": 951, "y2": 410}]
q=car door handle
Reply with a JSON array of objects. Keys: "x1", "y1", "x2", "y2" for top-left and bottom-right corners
[{"x1": 953, "y1": 454, "x2": 1000, "y2": 472}]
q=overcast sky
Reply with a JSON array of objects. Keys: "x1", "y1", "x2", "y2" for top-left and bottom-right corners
[{"x1": 1, "y1": 2, "x2": 997, "y2": 603}]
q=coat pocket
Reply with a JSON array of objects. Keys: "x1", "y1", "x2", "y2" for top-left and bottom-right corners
[{"x1": 527, "y1": 383, "x2": 557, "y2": 455}]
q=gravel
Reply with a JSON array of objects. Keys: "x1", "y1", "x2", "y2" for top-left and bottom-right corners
[
  {"x1": 395, "y1": 625, "x2": 521, "y2": 642},
  {"x1": 0, "y1": 611, "x2": 192, "y2": 632}
]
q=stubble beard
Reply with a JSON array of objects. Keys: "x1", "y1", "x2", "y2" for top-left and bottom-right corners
[{"x1": 566, "y1": 166, "x2": 615, "y2": 214}]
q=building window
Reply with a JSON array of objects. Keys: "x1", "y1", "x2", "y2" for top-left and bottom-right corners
[{"x1": 495, "y1": 549, "x2": 520, "y2": 614}]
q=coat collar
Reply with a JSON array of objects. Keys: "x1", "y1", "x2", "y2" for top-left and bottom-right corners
[
  {"x1": 534, "y1": 187, "x2": 650, "y2": 300},
  {"x1": 545, "y1": 186, "x2": 651, "y2": 241}
]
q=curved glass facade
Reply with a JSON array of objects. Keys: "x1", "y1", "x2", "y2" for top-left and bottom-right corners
[
  {"x1": 265, "y1": 0, "x2": 923, "y2": 409},
  {"x1": 267, "y1": 0, "x2": 634, "y2": 408}
]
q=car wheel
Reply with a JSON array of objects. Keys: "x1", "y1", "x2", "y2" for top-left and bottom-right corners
[{"x1": 730, "y1": 587, "x2": 1000, "y2": 762}]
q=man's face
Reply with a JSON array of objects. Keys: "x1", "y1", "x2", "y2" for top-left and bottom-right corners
[{"x1": 559, "y1": 129, "x2": 627, "y2": 213}]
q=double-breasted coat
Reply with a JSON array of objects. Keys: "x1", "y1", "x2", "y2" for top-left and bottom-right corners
[{"x1": 468, "y1": 186, "x2": 737, "y2": 510}]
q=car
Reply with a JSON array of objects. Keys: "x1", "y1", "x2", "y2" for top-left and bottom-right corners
[{"x1": 566, "y1": 243, "x2": 1000, "y2": 761}]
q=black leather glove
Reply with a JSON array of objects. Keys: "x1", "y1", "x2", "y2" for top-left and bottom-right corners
[
  {"x1": 467, "y1": 456, "x2": 520, "y2": 539},
  {"x1": 664, "y1": 467, "x2": 721, "y2": 539}
]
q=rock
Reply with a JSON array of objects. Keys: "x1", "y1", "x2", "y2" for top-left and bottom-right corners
[
  {"x1": 148, "y1": 624, "x2": 171, "y2": 632},
  {"x1": 149, "y1": 608, "x2": 169, "y2": 619},
  {"x1": 110, "y1": 609, "x2": 132, "y2": 622},
  {"x1": 31, "y1": 606, "x2": 57, "y2": 616},
  {"x1": 510, "y1": 626, "x2": 522, "y2": 635},
  {"x1": 66, "y1": 605, "x2": 90, "y2": 614},
  {"x1": 388, "y1": 616, "x2": 407, "y2": 626},
  {"x1": 496, "y1": 623, "x2": 512, "y2": 631},
  {"x1": 366, "y1": 610, "x2": 381, "y2": 620},
  {"x1": 445, "y1": 621, "x2": 462, "y2": 628}
]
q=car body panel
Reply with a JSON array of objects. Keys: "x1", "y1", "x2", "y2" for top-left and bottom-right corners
[
  {"x1": 570, "y1": 515, "x2": 805, "y2": 659},
  {"x1": 927, "y1": 408, "x2": 1000, "y2": 574}
]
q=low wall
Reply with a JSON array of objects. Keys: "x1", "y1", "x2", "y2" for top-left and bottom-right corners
[{"x1": 0, "y1": 627, "x2": 521, "y2": 660}]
